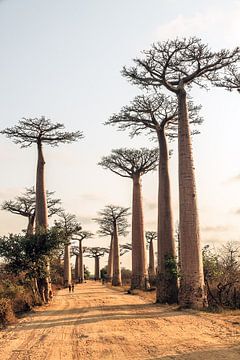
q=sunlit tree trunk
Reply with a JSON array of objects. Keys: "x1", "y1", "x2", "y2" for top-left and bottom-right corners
[
  {"x1": 35, "y1": 141, "x2": 48, "y2": 231},
  {"x1": 75, "y1": 255, "x2": 80, "y2": 281},
  {"x1": 156, "y1": 130, "x2": 178, "y2": 303},
  {"x1": 112, "y1": 222, "x2": 122, "y2": 286},
  {"x1": 64, "y1": 243, "x2": 72, "y2": 286},
  {"x1": 107, "y1": 234, "x2": 113, "y2": 282},
  {"x1": 95, "y1": 256, "x2": 100, "y2": 280},
  {"x1": 131, "y1": 174, "x2": 148, "y2": 289},
  {"x1": 35, "y1": 141, "x2": 51, "y2": 302},
  {"x1": 177, "y1": 85, "x2": 207, "y2": 309},
  {"x1": 79, "y1": 240, "x2": 84, "y2": 283},
  {"x1": 26, "y1": 213, "x2": 35, "y2": 235},
  {"x1": 148, "y1": 240, "x2": 155, "y2": 284}
]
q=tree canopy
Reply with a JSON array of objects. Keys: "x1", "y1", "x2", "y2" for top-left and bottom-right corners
[
  {"x1": 0, "y1": 116, "x2": 83, "y2": 147},
  {"x1": 99, "y1": 148, "x2": 159, "y2": 178}
]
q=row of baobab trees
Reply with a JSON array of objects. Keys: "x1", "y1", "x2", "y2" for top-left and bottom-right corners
[
  {"x1": 1, "y1": 36, "x2": 240, "y2": 309},
  {"x1": 1, "y1": 187, "x2": 157, "y2": 290}
]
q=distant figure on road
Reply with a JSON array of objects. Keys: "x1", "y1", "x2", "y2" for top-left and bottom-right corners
[
  {"x1": 71, "y1": 283, "x2": 75, "y2": 292},
  {"x1": 68, "y1": 284, "x2": 72, "y2": 293}
]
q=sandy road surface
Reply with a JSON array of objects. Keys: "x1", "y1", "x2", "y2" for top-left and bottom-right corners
[{"x1": 1, "y1": 282, "x2": 240, "y2": 360}]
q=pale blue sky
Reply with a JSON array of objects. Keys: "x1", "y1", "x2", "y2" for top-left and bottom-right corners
[{"x1": 0, "y1": 0, "x2": 240, "y2": 272}]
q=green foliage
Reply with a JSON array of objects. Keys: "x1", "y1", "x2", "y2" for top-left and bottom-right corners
[
  {"x1": 0, "y1": 229, "x2": 66, "y2": 280},
  {"x1": 84, "y1": 267, "x2": 90, "y2": 280},
  {"x1": 165, "y1": 255, "x2": 178, "y2": 277}
]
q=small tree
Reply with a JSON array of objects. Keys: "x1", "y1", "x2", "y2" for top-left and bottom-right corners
[
  {"x1": 72, "y1": 230, "x2": 93, "y2": 283},
  {"x1": 54, "y1": 212, "x2": 82, "y2": 287},
  {"x1": 2, "y1": 187, "x2": 62, "y2": 235},
  {"x1": 122, "y1": 37, "x2": 240, "y2": 308},
  {"x1": 99, "y1": 148, "x2": 158, "y2": 289},
  {"x1": 94, "y1": 211, "x2": 129, "y2": 283},
  {"x1": 0, "y1": 229, "x2": 65, "y2": 302},
  {"x1": 94, "y1": 205, "x2": 130, "y2": 286},
  {"x1": 1, "y1": 117, "x2": 83, "y2": 301},
  {"x1": 84, "y1": 247, "x2": 108, "y2": 280}
]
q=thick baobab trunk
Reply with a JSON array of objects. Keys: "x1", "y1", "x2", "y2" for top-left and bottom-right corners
[
  {"x1": 112, "y1": 222, "x2": 122, "y2": 286},
  {"x1": 156, "y1": 130, "x2": 178, "y2": 303},
  {"x1": 131, "y1": 174, "x2": 148, "y2": 290},
  {"x1": 95, "y1": 256, "x2": 100, "y2": 280},
  {"x1": 35, "y1": 141, "x2": 51, "y2": 302},
  {"x1": 177, "y1": 85, "x2": 207, "y2": 309},
  {"x1": 148, "y1": 240, "x2": 155, "y2": 284},
  {"x1": 35, "y1": 141, "x2": 48, "y2": 231},
  {"x1": 26, "y1": 213, "x2": 35, "y2": 235},
  {"x1": 107, "y1": 234, "x2": 113, "y2": 282},
  {"x1": 79, "y1": 240, "x2": 84, "y2": 283},
  {"x1": 75, "y1": 254, "x2": 80, "y2": 281},
  {"x1": 64, "y1": 243, "x2": 72, "y2": 286}
]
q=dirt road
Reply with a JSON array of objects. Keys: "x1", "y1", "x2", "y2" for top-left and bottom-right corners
[{"x1": 1, "y1": 282, "x2": 240, "y2": 359}]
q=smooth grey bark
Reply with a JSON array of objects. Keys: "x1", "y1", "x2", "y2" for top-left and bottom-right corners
[
  {"x1": 156, "y1": 130, "x2": 178, "y2": 303},
  {"x1": 107, "y1": 234, "x2": 113, "y2": 282},
  {"x1": 148, "y1": 240, "x2": 155, "y2": 278},
  {"x1": 177, "y1": 85, "x2": 206, "y2": 309},
  {"x1": 75, "y1": 254, "x2": 80, "y2": 281},
  {"x1": 35, "y1": 142, "x2": 48, "y2": 231},
  {"x1": 26, "y1": 213, "x2": 35, "y2": 235},
  {"x1": 79, "y1": 240, "x2": 84, "y2": 282},
  {"x1": 131, "y1": 174, "x2": 148, "y2": 289},
  {"x1": 112, "y1": 222, "x2": 122, "y2": 286},
  {"x1": 64, "y1": 243, "x2": 72, "y2": 286},
  {"x1": 95, "y1": 256, "x2": 100, "y2": 280},
  {"x1": 35, "y1": 141, "x2": 51, "y2": 302}
]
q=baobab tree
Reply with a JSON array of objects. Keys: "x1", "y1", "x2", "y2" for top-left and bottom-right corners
[
  {"x1": 94, "y1": 205, "x2": 130, "y2": 286},
  {"x1": 94, "y1": 214, "x2": 128, "y2": 282},
  {"x1": 99, "y1": 148, "x2": 158, "y2": 289},
  {"x1": 145, "y1": 231, "x2": 157, "y2": 285},
  {"x1": 2, "y1": 187, "x2": 62, "y2": 235},
  {"x1": 84, "y1": 247, "x2": 108, "y2": 280},
  {"x1": 72, "y1": 230, "x2": 93, "y2": 283},
  {"x1": 1, "y1": 117, "x2": 83, "y2": 232},
  {"x1": 1, "y1": 116, "x2": 83, "y2": 301},
  {"x1": 54, "y1": 212, "x2": 82, "y2": 287},
  {"x1": 122, "y1": 37, "x2": 240, "y2": 308},
  {"x1": 106, "y1": 94, "x2": 201, "y2": 302}
]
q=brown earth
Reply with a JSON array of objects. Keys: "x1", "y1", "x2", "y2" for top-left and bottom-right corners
[{"x1": 0, "y1": 281, "x2": 240, "y2": 359}]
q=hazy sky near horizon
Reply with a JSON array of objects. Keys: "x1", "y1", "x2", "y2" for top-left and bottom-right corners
[{"x1": 0, "y1": 0, "x2": 240, "y2": 272}]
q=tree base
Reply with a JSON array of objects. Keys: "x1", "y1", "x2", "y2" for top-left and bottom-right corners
[
  {"x1": 156, "y1": 272, "x2": 178, "y2": 304},
  {"x1": 178, "y1": 282, "x2": 208, "y2": 310},
  {"x1": 112, "y1": 278, "x2": 122, "y2": 286},
  {"x1": 131, "y1": 274, "x2": 149, "y2": 290}
]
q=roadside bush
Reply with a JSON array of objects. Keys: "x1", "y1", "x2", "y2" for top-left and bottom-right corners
[
  {"x1": 203, "y1": 242, "x2": 240, "y2": 309},
  {"x1": 0, "y1": 298, "x2": 16, "y2": 326}
]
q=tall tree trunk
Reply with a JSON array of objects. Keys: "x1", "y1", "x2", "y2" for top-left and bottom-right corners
[
  {"x1": 95, "y1": 256, "x2": 100, "y2": 280},
  {"x1": 35, "y1": 141, "x2": 48, "y2": 231},
  {"x1": 26, "y1": 213, "x2": 35, "y2": 235},
  {"x1": 156, "y1": 129, "x2": 178, "y2": 303},
  {"x1": 148, "y1": 240, "x2": 155, "y2": 285},
  {"x1": 112, "y1": 222, "x2": 122, "y2": 286},
  {"x1": 79, "y1": 240, "x2": 84, "y2": 283},
  {"x1": 75, "y1": 254, "x2": 80, "y2": 281},
  {"x1": 107, "y1": 234, "x2": 113, "y2": 282},
  {"x1": 35, "y1": 141, "x2": 51, "y2": 302},
  {"x1": 131, "y1": 174, "x2": 148, "y2": 289},
  {"x1": 177, "y1": 85, "x2": 207, "y2": 309},
  {"x1": 64, "y1": 243, "x2": 72, "y2": 286}
]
